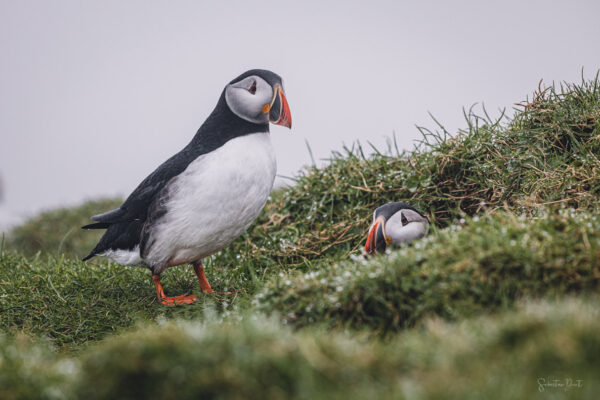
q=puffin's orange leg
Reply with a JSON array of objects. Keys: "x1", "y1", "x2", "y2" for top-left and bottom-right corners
[
  {"x1": 193, "y1": 263, "x2": 215, "y2": 293},
  {"x1": 193, "y1": 262, "x2": 233, "y2": 295},
  {"x1": 152, "y1": 274, "x2": 197, "y2": 306}
]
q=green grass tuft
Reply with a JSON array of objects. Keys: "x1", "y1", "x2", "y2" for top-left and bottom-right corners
[
  {"x1": 255, "y1": 209, "x2": 600, "y2": 333},
  {"x1": 0, "y1": 334, "x2": 72, "y2": 400},
  {"x1": 5, "y1": 198, "x2": 122, "y2": 258},
  {"x1": 1, "y1": 298, "x2": 599, "y2": 399},
  {"x1": 0, "y1": 250, "x2": 238, "y2": 350}
]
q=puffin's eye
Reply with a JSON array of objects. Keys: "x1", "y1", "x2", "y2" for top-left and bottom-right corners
[
  {"x1": 248, "y1": 81, "x2": 257, "y2": 94},
  {"x1": 401, "y1": 215, "x2": 408, "y2": 226}
]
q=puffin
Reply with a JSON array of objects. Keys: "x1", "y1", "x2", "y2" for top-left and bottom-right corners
[
  {"x1": 82, "y1": 69, "x2": 292, "y2": 305},
  {"x1": 364, "y1": 202, "x2": 430, "y2": 255}
]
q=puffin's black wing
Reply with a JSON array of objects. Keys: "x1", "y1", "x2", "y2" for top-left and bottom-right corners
[
  {"x1": 374, "y1": 202, "x2": 426, "y2": 221},
  {"x1": 81, "y1": 147, "x2": 197, "y2": 260},
  {"x1": 85, "y1": 147, "x2": 198, "y2": 228}
]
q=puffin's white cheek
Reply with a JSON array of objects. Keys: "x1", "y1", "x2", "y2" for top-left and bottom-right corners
[{"x1": 225, "y1": 88, "x2": 265, "y2": 123}]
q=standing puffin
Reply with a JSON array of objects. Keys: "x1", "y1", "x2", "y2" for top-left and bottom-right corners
[
  {"x1": 364, "y1": 202, "x2": 429, "y2": 255},
  {"x1": 83, "y1": 69, "x2": 292, "y2": 305}
]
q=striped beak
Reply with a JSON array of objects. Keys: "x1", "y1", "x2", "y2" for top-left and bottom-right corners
[
  {"x1": 364, "y1": 216, "x2": 389, "y2": 255},
  {"x1": 268, "y1": 85, "x2": 292, "y2": 128}
]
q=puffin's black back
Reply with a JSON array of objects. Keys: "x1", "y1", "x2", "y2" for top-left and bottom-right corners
[
  {"x1": 82, "y1": 71, "x2": 278, "y2": 261},
  {"x1": 228, "y1": 69, "x2": 283, "y2": 87},
  {"x1": 374, "y1": 202, "x2": 427, "y2": 221}
]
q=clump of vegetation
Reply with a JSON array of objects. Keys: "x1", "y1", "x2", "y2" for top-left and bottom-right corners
[
  {"x1": 6, "y1": 198, "x2": 122, "y2": 258},
  {"x1": 0, "y1": 333, "x2": 72, "y2": 400},
  {"x1": 74, "y1": 298, "x2": 600, "y2": 400},
  {"x1": 394, "y1": 297, "x2": 600, "y2": 399},
  {"x1": 73, "y1": 315, "x2": 392, "y2": 400},
  {"x1": 255, "y1": 210, "x2": 600, "y2": 333},
  {"x1": 1, "y1": 298, "x2": 598, "y2": 399},
  {"x1": 0, "y1": 250, "x2": 234, "y2": 350}
]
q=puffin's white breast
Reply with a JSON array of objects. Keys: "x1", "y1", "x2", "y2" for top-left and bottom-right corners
[{"x1": 145, "y1": 132, "x2": 276, "y2": 269}]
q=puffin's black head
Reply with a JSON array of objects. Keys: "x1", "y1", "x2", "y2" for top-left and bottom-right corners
[
  {"x1": 364, "y1": 202, "x2": 430, "y2": 255},
  {"x1": 224, "y1": 69, "x2": 292, "y2": 129}
]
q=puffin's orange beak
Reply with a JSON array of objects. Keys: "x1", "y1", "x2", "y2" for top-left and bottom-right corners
[
  {"x1": 365, "y1": 216, "x2": 389, "y2": 255},
  {"x1": 267, "y1": 85, "x2": 292, "y2": 129}
]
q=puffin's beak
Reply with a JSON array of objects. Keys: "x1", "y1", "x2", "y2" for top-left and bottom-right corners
[
  {"x1": 266, "y1": 85, "x2": 292, "y2": 128},
  {"x1": 365, "y1": 216, "x2": 389, "y2": 255}
]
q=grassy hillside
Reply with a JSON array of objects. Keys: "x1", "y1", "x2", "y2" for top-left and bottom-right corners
[
  {"x1": 256, "y1": 209, "x2": 600, "y2": 334},
  {"x1": 1, "y1": 74, "x2": 599, "y2": 398},
  {"x1": 1, "y1": 298, "x2": 599, "y2": 399},
  {"x1": 5, "y1": 198, "x2": 122, "y2": 258}
]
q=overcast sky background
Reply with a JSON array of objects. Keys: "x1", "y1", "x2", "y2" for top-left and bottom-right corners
[{"x1": 1, "y1": 0, "x2": 599, "y2": 230}]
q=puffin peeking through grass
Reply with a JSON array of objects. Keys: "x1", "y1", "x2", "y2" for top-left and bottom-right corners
[
  {"x1": 364, "y1": 202, "x2": 430, "y2": 255},
  {"x1": 82, "y1": 69, "x2": 292, "y2": 305}
]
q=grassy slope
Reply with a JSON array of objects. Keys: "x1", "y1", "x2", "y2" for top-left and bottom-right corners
[
  {"x1": 256, "y1": 210, "x2": 600, "y2": 334},
  {"x1": 5, "y1": 198, "x2": 123, "y2": 258},
  {"x1": 0, "y1": 250, "x2": 245, "y2": 349},
  {"x1": 2, "y1": 298, "x2": 599, "y2": 400},
  {"x1": 1, "y1": 74, "x2": 599, "y2": 398}
]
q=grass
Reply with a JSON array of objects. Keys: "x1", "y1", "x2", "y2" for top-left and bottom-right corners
[
  {"x1": 255, "y1": 209, "x2": 600, "y2": 334},
  {"x1": 0, "y1": 250, "x2": 240, "y2": 350},
  {"x1": 5, "y1": 198, "x2": 122, "y2": 258},
  {"x1": 68, "y1": 298, "x2": 600, "y2": 400},
  {"x1": 1, "y1": 297, "x2": 599, "y2": 399},
  {"x1": 0, "y1": 333, "x2": 69, "y2": 400},
  {"x1": 1, "y1": 73, "x2": 599, "y2": 397}
]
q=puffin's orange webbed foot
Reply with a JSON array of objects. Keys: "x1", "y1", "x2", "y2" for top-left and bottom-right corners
[
  {"x1": 152, "y1": 274, "x2": 197, "y2": 306},
  {"x1": 159, "y1": 293, "x2": 197, "y2": 306}
]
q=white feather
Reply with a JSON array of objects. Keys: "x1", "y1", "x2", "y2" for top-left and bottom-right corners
[
  {"x1": 145, "y1": 132, "x2": 276, "y2": 272},
  {"x1": 99, "y1": 245, "x2": 142, "y2": 266},
  {"x1": 386, "y1": 213, "x2": 428, "y2": 245}
]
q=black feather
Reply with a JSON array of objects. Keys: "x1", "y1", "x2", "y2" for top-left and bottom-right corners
[
  {"x1": 374, "y1": 202, "x2": 427, "y2": 222},
  {"x1": 82, "y1": 222, "x2": 110, "y2": 230}
]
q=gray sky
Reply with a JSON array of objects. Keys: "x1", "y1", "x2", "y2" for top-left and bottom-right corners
[{"x1": 1, "y1": 0, "x2": 599, "y2": 229}]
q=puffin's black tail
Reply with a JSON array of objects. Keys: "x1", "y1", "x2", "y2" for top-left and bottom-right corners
[
  {"x1": 81, "y1": 222, "x2": 109, "y2": 261},
  {"x1": 81, "y1": 221, "x2": 110, "y2": 261},
  {"x1": 81, "y1": 219, "x2": 144, "y2": 263},
  {"x1": 82, "y1": 222, "x2": 110, "y2": 230}
]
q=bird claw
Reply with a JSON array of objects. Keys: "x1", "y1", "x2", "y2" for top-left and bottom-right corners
[{"x1": 159, "y1": 293, "x2": 197, "y2": 306}]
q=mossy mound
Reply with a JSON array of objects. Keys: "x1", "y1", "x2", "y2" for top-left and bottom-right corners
[
  {"x1": 5, "y1": 198, "x2": 122, "y2": 258},
  {"x1": 1, "y1": 298, "x2": 599, "y2": 399},
  {"x1": 255, "y1": 210, "x2": 600, "y2": 333}
]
